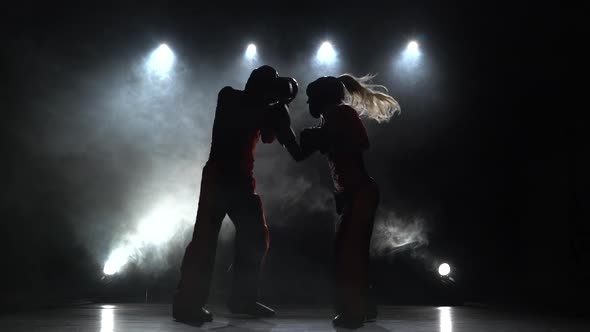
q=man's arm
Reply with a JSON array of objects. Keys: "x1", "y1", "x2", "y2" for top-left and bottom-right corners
[
  {"x1": 269, "y1": 103, "x2": 315, "y2": 162},
  {"x1": 299, "y1": 126, "x2": 327, "y2": 156},
  {"x1": 260, "y1": 123, "x2": 277, "y2": 144}
]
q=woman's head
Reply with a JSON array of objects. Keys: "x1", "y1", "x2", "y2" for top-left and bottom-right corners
[
  {"x1": 306, "y1": 76, "x2": 345, "y2": 118},
  {"x1": 306, "y1": 74, "x2": 401, "y2": 122}
]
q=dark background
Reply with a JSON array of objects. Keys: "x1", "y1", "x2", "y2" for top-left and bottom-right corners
[{"x1": 2, "y1": 1, "x2": 582, "y2": 313}]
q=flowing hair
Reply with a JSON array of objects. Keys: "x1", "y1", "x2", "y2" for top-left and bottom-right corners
[{"x1": 337, "y1": 74, "x2": 401, "y2": 123}]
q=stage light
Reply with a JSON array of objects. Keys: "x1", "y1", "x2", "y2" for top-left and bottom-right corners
[
  {"x1": 147, "y1": 44, "x2": 175, "y2": 78},
  {"x1": 407, "y1": 40, "x2": 419, "y2": 55},
  {"x1": 103, "y1": 246, "x2": 132, "y2": 275},
  {"x1": 438, "y1": 263, "x2": 451, "y2": 276},
  {"x1": 102, "y1": 198, "x2": 190, "y2": 276},
  {"x1": 395, "y1": 39, "x2": 423, "y2": 75},
  {"x1": 245, "y1": 44, "x2": 257, "y2": 60},
  {"x1": 316, "y1": 41, "x2": 337, "y2": 64},
  {"x1": 402, "y1": 40, "x2": 421, "y2": 61}
]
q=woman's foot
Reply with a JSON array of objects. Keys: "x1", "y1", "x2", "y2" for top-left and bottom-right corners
[
  {"x1": 172, "y1": 306, "x2": 213, "y2": 323},
  {"x1": 366, "y1": 303, "x2": 378, "y2": 322},
  {"x1": 332, "y1": 313, "x2": 365, "y2": 329},
  {"x1": 227, "y1": 300, "x2": 276, "y2": 317}
]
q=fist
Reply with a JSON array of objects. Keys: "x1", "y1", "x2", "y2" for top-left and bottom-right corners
[
  {"x1": 268, "y1": 103, "x2": 291, "y2": 129},
  {"x1": 300, "y1": 127, "x2": 327, "y2": 153}
]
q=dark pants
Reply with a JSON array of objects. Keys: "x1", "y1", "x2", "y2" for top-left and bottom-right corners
[
  {"x1": 175, "y1": 161, "x2": 270, "y2": 307},
  {"x1": 333, "y1": 178, "x2": 379, "y2": 317}
]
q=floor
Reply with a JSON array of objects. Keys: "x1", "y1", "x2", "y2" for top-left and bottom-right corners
[{"x1": 0, "y1": 303, "x2": 587, "y2": 331}]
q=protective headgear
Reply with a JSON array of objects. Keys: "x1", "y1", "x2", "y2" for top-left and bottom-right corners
[
  {"x1": 245, "y1": 65, "x2": 278, "y2": 94},
  {"x1": 271, "y1": 77, "x2": 298, "y2": 105},
  {"x1": 245, "y1": 65, "x2": 298, "y2": 105},
  {"x1": 306, "y1": 76, "x2": 345, "y2": 118}
]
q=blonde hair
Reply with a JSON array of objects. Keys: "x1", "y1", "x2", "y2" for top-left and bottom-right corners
[{"x1": 338, "y1": 74, "x2": 401, "y2": 123}]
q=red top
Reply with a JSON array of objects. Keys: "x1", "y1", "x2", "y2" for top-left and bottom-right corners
[
  {"x1": 323, "y1": 105, "x2": 370, "y2": 192},
  {"x1": 208, "y1": 87, "x2": 275, "y2": 176}
]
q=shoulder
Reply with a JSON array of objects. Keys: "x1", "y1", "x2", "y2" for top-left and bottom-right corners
[
  {"x1": 330, "y1": 105, "x2": 361, "y2": 124},
  {"x1": 337, "y1": 104, "x2": 358, "y2": 114},
  {"x1": 218, "y1": 86, "x2": 237, "y2": 99},
  {"x1": 217, "y1": 87, "x2": 244, "y2": 110},
  {"x1": 339, "y1": 104, "x2": 361, "y2": 118}
]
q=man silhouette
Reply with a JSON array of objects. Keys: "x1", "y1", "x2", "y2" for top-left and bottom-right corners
[{"x1": 173, "y1": 65, "x2": 302, "y2": 323}]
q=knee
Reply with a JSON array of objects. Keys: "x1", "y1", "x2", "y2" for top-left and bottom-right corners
[
  {"x1": 235, "y1": 227, "x2": 269, "y2": 258},
  {"x1": 255, "y1": 229, "x2": 270, "y2": 256}
]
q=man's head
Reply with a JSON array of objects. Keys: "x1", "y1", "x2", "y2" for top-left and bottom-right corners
[
  {"x1": 245, "y1": 65, "x2": 299, "y2": 106},
  {"x1": 245, "y1": 65, "x2": 279, "y2": 105},
  {"x1": 306, "y1": 76, "x2": 345, "y2": 118}
]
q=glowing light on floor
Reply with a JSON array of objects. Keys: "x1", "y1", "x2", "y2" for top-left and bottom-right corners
[
  {"x1": 100, "y1": 307, "x2": 114, "y2": 332},
  {"x1": 438, "y1": 306, "x2": 453, "y2": 332},
  {"x1": 103, "y1": 246, "x2": 134, "y2": 275},
  {"x1": 103, "y1": 198, "x2": 191, "y2": 275},
  {"x1": 439, "y1": 263, "x2": 451, "y2": 276}
]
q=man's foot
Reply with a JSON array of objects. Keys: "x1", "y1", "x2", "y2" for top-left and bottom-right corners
[
  {"x1": 173, "y1": 305, "x2": 213, "y2": 323},
  {"x1": 333, "y1": 314, "x2": 364, "y2": 329},
  {"x1": 366, "y1": 304, "x2": 378, "y2": 322},
  {"x1": 228, "y1": 301, "x2": 275, "y2": 318}
]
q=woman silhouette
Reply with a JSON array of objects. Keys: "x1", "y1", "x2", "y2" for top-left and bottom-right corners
[{"x1": 300, "y1": 74, "x2": 400, "y2": 328}]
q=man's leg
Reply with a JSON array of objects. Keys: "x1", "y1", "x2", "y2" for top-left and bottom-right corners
[
  {"x1": 174, "y1": 164, "x2": 226, "y2": 321},
  {"x1": 226, "y1": 190, "x2": 274, "y2": 316}
]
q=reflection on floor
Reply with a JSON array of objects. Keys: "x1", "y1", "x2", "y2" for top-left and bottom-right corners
[{"x1": 0, "y1": 303, "x2": 588, "y2": 331}]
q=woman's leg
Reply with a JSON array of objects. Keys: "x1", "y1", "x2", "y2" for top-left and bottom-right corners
[{"x1": 334, "y1": 180, "x2": 379, "y2": 320}]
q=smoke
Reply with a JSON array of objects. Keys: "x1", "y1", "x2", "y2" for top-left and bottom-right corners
[
  {"x1": 11, "y1": 35, "x2": 424, "y2": 281},
  {"x1": 95, "y1": 43, "x2": 354, "y2": 274},
  {"x1": 371, "y1": 210, "x2": 429, "y2": 257},
  {"x1": 13, "y1": 42, "x2": 222, "y2": 276},
  {"x1": 96, "y1": 47, "x2": 226, "y2": 275},
  {"x1": 74, "y1": 43, "x2": 340, "y2": 275}
]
